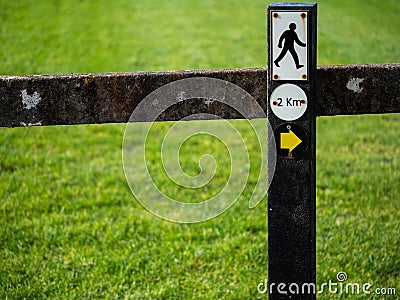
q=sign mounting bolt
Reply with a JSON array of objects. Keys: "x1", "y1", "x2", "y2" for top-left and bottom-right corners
[
  {"x1": 302, "y1": 74, "x2": 307, "y2": 80},
  {"x1": 274, "y1": 74, "x2": 279, "y2": 80},
  {"x1": 273, "y1": 13, "x2": 279, "y2": 18}
]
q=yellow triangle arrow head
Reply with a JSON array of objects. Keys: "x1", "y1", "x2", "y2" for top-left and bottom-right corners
[{"x1": 280, "y1": 130, "x2": 302, "y2": 152}]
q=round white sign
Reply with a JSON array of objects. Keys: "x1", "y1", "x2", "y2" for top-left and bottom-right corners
[{"x1": 270, "y1": 84, "x2": 308, "y2": 121}]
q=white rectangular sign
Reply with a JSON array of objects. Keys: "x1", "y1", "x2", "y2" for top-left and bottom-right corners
[{"x1": 271, "y1": 11, "x2": 308, "y2": 81}]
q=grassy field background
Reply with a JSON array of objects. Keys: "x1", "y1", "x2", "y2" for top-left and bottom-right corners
[{"x1": 1, "y1": 0, "x2": 399, "y2": 299}]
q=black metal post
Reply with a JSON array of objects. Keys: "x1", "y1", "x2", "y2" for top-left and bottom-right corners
[{"x1": 267, "y1": 3, "x2": 317, "y2": 299}]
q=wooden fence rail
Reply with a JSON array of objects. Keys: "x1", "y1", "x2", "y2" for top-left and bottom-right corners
[{"x1": 0, "y1": 63, "x2": 399, "y2": 127}]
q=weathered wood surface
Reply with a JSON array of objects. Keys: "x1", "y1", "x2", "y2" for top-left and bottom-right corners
[{"x1": 0, "y1": 64, "x2": 399, "y2": 127}]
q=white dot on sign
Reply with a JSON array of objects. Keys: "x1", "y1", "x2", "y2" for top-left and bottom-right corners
[{"x1": 270, "y1": 84, "x2": 307, "y2": 121}]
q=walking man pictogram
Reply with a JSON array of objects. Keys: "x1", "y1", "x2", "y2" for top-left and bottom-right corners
[{"x1": 274, "y1": 23, "x2": 306, "y2": 69}]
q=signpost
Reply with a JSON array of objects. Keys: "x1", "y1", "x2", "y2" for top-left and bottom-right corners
[
  {"x1": 0, "y1": 2, "x2": 399, "y2": 298},
  {"x1": 267, "y1": 3, "x2": 317, "y2": 299}
]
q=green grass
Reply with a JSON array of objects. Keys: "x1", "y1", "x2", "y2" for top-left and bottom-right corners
[
  {"x1": 316, "y1": 115, "x2": 400, "y2": 298},
  {"x1": 1, "y1": 0, "x2": 399, "y2": 299},
  {"x1": 0, "y1": 123, "x2": 269, "y2": 299},
  {"x1": 1, "y1": 0, "x2": 399, "y2": 75}
]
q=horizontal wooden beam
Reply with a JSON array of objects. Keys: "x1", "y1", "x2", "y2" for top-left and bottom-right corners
[
  {"x1": 316, "y1": 64, "x2": 400, "y2": 116},
  {"x1": 0, "y1": 64, "x2": 399, "y2": 127}
]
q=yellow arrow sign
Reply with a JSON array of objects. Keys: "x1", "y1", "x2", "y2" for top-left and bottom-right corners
[{"x1": 280, "y1": 130, "x2": 302, "y2": 152}]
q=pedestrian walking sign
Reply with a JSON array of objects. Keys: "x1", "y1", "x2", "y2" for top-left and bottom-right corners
[{"x1": 271, "y1": 11, "x2": 308, "y2": 81}]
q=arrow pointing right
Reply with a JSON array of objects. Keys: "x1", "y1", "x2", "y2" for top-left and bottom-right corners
[{"x1": 280, "y1": 130, "x2": 302, "y2": 152}]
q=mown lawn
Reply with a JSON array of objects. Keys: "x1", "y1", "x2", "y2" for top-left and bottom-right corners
[{"x1": 1, "y1": 0, "x2": 399, "y2": 299}]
